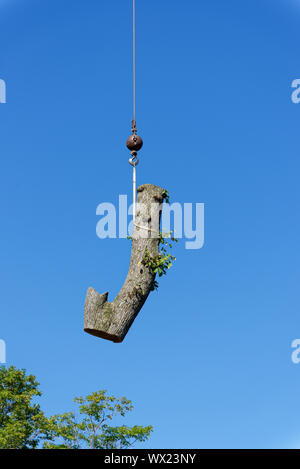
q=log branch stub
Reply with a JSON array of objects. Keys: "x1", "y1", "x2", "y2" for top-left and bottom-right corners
[{"x1": 84, "y1": 183, "x2": 165, "y2": 343}]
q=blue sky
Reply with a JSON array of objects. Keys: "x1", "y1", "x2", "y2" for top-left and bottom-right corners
[{"x1": 0, "y1": 0, "x2": 300, "y2": 449}]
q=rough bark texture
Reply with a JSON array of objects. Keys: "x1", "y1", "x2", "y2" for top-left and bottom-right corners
[{"x1": 84, "y1": 183, "x2": 165, "y2": 343}]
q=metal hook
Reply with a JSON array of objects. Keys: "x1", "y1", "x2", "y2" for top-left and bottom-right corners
[{"x1": 129, "y1": 151, "x2": 139, "y2": 167}]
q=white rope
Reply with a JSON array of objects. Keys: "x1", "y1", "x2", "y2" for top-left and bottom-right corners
[
  {"x1": 133, "y1": 165, "x2": 136, "y2": 220},
  {"x1": 134, "y1": 222, "x2": 160, "y2": 235}
]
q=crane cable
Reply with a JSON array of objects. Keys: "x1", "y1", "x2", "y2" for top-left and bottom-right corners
[
  {"x1": 132, "y1": 0, "x2": 136, "y2": 220},
  {"x1": 127, "y1": 0, "x2": 143, "y2": 222},
  {"x1": 133, "y1": 0, "x2": 136, "y2": 124}
]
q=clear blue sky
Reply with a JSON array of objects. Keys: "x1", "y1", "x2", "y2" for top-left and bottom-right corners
[{"x1": 0, "y1": 0, "x2": 300, "y2": 449}]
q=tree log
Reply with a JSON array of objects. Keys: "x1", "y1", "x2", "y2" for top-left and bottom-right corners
[{"x1": 84, "y1": 183, "x2": 165, "y2": 343}]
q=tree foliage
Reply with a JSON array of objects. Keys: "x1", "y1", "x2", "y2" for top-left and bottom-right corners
[
  {"x1": 0, "y1": 366, "x2": 51, "y2": 449},
  {"x1": 142, "y1": 231, "x2": 178, "y2": 290},
  {"x1": 0, "y1": 366, "x2": 152, "y2": 449},
  {"x1": 44, "y1": 391, "x2": 152, "y2": 449}
]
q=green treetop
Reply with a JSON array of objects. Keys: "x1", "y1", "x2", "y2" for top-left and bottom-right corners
[
  {"x1": 0, "y1": 365, "x2": 152, "y2": 449},
  {"x1": 0, "y1": 365, "x2": 51, "y2": 449}
]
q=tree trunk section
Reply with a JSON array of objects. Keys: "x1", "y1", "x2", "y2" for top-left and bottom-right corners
[{"x1": 84, "y1": 183, "x2": 165, "y2": 343}]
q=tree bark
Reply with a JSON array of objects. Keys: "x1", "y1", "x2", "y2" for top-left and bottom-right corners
[{"x1": 84, "y1": 183, "x2": 165, "y2": 343}]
